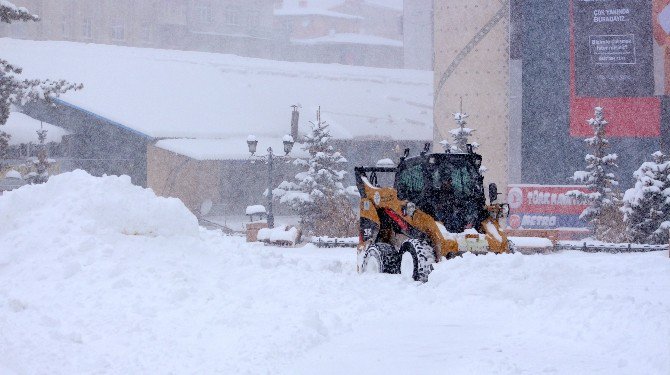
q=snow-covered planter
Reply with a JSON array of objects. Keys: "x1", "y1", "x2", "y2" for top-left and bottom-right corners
[
  {"x1": 257, "y1": 225, "x2": 301, "y2": 246},
  {"x1": 245, "y1": 204, "x2": 267, "y2": 223}
]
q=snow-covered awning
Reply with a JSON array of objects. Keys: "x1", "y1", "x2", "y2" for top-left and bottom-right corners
[{"x1": 154, "y1": 137, "x2": 309, "y2": 161}]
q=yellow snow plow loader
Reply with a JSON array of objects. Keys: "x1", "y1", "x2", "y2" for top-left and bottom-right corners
[{"x1": 355, "y1": 144, "x2": 512, "y2": 282}]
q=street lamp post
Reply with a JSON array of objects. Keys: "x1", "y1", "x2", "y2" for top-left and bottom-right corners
[{"x1": 247, "y1": 135, "x2": 295, "y2": 229}]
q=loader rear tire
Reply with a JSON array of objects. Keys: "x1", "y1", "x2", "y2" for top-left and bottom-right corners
[
  {"x1": 400, "y1": 239, "x2": 435, "y2": 282},
  {"x1": 360, "y1": 243, "x2": 398, "y2": 274}
]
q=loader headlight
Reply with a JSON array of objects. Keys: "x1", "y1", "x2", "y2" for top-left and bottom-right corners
[{"x1": 404, "y1": 202, "x2": 416, "y2": 217}]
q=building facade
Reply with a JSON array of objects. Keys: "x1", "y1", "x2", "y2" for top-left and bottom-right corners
[
  {"x1": 433, "y1": 0, "x2": 510, "y2": 196},
  {"x1": 274, "y1": 0, "x2": 404, "y2": 68},
  {"x1": 434, "y1": 0, "x2": 670, "y2": 233},
  {"x1": 0, "y1": 0, "x2": 280, "y2": 59}
]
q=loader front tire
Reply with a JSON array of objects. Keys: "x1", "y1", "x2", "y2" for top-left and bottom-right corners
[
  {"x1": 360, "y1": 243, "x2": 398, "y2": 274},
  {"x1": 400, "y1": 239, "x2": 435, "y2": 282}
]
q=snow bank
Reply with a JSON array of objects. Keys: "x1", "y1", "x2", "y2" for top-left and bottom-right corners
[
  {"x1": 0, "y1": 170, "x2": 198, "y2": 238},
  {"x1": 509, "y1": 236, "x2": 554, "y2": 248},
  {"x1": 0, "y1": 172, "x2": 668, "y2": 374}
]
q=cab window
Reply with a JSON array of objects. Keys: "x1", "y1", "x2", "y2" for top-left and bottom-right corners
[{"x1": 397, "y1": 164, "x2": 424, "y2": 200}]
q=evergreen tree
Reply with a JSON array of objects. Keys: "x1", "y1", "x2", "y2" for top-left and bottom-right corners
[
  {"x1": 26, "y1": 124, "x2": 50, "y2": 184},
  {"x1": 566, "y1": 107, "x2": 622, "y2": 241},
  {"x1": 622, "y1": 151, "x2": 670, "y2": 244},
  {"x1": 274, "y1": 107, "x2": 356, "y2": 236},
  {"x1": 440, "y1": 112, "x2": 479, "y2": 154},
  {"x1": 0, "y1": 1, "x2": 82, "y2": 161}
]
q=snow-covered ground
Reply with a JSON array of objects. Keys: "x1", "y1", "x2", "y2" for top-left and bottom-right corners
[{"x1": 1, "y1": 172, "x2": 668, "y2": 374}]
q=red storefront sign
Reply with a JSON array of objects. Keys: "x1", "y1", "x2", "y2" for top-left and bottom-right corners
[{"x1": 507, "y1": 185, "x2": 590, "y2": 230}]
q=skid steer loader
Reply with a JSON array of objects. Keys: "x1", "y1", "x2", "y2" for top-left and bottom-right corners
[{"x1": 355, "y1": 144, "x2": 512, "y2": 282}]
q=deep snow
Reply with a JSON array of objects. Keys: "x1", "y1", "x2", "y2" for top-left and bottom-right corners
[{"x1": 0, "y1": 171, "x2": 668, "y2": 374}]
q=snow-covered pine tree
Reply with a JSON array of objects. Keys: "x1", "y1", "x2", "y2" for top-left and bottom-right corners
[
  {"x1": 566, "y1": 106, "x2": 623, "y2": 242},
  {"x1": 273, "y1": 107, "x2": 356, "y2": 236},
  {"x1": 439, "y1": 111, "x2": 486, "y2": 173},
  {"x1": 622, "y1": 151, "x2": 670, "y2": 244},
  {"x1": 440, "y1": 112, "x2": 479, "y2": 154},
  {"x1": 0, "y1": 1, "x2": 82, "y2": 160},
  {"x1": 27, "y1": 124, "x2": 50, "y2": 184}
]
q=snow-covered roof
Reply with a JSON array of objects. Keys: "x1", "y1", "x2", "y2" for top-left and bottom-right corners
[
  {"x1": 2, "y1": 112, "x2": 69, "y2": 145},
  {"x1": 1, "y1": 39, "x2": 432, "y2": 141},
  {"x1": 155, "y1": 137, "x2": 310, "y2": 161},
  {"x1": 295, "y1": 33, "x2": 402, "y2": 47}
]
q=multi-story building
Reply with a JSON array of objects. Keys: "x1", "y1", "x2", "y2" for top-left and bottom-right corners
[
  {"x1": 433, "y1": 0, "x2": 670, "y2": 235},
  {"x1": 0, "y1": 0, "x2": 280, "y2": 59},
  {"x1": 274, "y1": 0, "x2": 404, "y2": 68}
]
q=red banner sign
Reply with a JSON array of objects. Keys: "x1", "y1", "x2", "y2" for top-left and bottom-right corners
[{"x1": 507, "y1": 185, "x2": 590, "y2": 230}]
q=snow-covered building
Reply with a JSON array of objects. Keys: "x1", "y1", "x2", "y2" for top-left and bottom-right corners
[
  {"x1": 433, "y1": 0, "x2": 670, "y2": 235},
  {"x1": 1, "y1": 0, "x2": 281, "y2": 60},
  {"x1": 5, "y1": 39, "x2": 432, "y2": 214},
  {"x1": 275, "y1": 0, "x2": 404, "y2": 68}
]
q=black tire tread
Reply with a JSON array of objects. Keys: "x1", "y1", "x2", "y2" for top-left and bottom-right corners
[{"x1": 402, "y1": 239, "x2": 436, "y2": 282}]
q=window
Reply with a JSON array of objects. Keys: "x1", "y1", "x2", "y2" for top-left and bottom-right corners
[
  {"x1": 433, "y1": 163, "x2": 481, "y2": 199},
  {"x1": 397, "y1": 164, "x2": 424, "y2": 200},
  {"x1": 225, "y1": 7, "x2": 240, "y2": 25},
  {"x1": 196, "y1": 4, "x2": 213, "y2": 24},
  {"x1": 111, "y1": 22, "x2": 125, "y2": 41},
  {"x1": 140, "y1": 23, "x2": 152, "y2": 43},
  {"x1": 247, "y1": 11, "x2": 260, "y2": 28},
  {"x1": 61, "y1": 16, "x2": 70, "y2": 38},
  {"x1": 82, "y1": 19, "x2": 92, "y2": 39}
]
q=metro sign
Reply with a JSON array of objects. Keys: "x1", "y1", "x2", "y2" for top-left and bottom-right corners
[{"x1": 506, "y1": 185, "x2": 590, "y2": 230}]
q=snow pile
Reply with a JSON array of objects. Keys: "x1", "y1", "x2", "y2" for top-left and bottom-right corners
[
  {"x1": 258, "y1": 225, "x2": 300, "y2": 245},
  {"x1": 4, "y1": 170, "x2": 22, "y2": 179},
  {"x1": 245, "y1": 204, "x2": 266, "y2": 215},
  {"x1": 0, "y1": 172, "x2": 668, "y2": 374},
  {"x1": 509, "y1": 236, "x2": 554, "y2": 248},
  {"x1": 375, "y1": 158, "x2": 395, "y2": 167},
  {"x1": 0, "y1": 170, "x2": 198, "y2": 238}
]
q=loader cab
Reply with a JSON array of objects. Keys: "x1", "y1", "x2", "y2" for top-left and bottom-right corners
[{"x1": 395, "y1": 152, "x2": 487, "y2": 233}]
